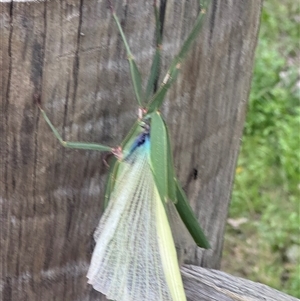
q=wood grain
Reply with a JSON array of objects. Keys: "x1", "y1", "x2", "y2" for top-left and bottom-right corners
[
  {"x1": 1, "y1": 0, "x2": 262, "y2": 300},
  {"x1": 182, "y1": 265, "x2": 299, "y2": 301}
]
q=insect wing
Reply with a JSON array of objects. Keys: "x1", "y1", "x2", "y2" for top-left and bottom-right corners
[
  {"x1": 175, "y1": 179, "x2": 210, "y2": 249},
  {"x1": 87, "y1": 141, "x2": 186, "y2": 301},
  {"x1": 103, "y1": 156, "x2": 118, "y2": 209},
  {"x1": 149, "y1": 112, "x2": 177, "y2": 202},
  {"x1": 149, "y1": 111, "x2": 169, "y2": 202},
  {"x1": 148, "y1": 112, "x2": 210, "y2": 249},
  {"x1": 165, "y1": 199, "x2": 195, "y2": 264},
  {"x1": 163, "y1": 117, "x2": 177, "y2": 202}
]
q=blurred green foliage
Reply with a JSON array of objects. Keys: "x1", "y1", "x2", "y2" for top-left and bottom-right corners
[{"x1": 223, "y1": 0, "x2": 300, "y2": 298}]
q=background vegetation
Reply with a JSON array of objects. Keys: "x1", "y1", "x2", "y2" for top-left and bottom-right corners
[{"x1": 222, "y1": 1, "x2": 300, "y2": 298}]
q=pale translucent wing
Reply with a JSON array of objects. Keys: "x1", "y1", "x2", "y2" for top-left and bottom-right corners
[
  {"x1": 154, "y1": 187, "x2": 188, "y2": 301},
  {"x1": 87, "y1": 142, "x2": 186, "y2": 301},
  {"x1": 165, "y1": 200, "x2": 195, "y2": 264}
]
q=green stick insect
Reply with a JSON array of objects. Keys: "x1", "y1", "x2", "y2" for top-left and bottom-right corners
[{"x1": 38, "y1": 0, "x2": 210, "y2": 300}]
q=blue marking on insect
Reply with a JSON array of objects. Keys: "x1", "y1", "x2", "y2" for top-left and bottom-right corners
[{"x1": 124, "y1": 131, "x2": 150, "y2": 163}]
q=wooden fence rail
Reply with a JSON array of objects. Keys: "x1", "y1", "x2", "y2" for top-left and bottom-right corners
[{"x1": 182, "y1": 266, "x2": 299, "y2": 301}]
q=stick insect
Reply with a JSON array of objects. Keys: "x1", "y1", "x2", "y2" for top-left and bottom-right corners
[{"x1": 38, "y1": 0, "x2": 210, "y2": 300}]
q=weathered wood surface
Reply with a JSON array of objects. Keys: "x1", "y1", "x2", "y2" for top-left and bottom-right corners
[
  {"x1": 182, "y1": 266, "x2": 299, "y2": 301},
  {"x1": 1, "y1": 0, "x2": 262, "y2": 300}
]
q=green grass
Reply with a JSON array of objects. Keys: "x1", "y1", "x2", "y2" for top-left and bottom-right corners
[{"x1": 222, "y1": 0, "x2": 300, "y2": 298}]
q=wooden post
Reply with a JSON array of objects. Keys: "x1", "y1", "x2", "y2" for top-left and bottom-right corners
[{"x1": 1, "y1": 1, "x2": 262, "y2": 300}]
